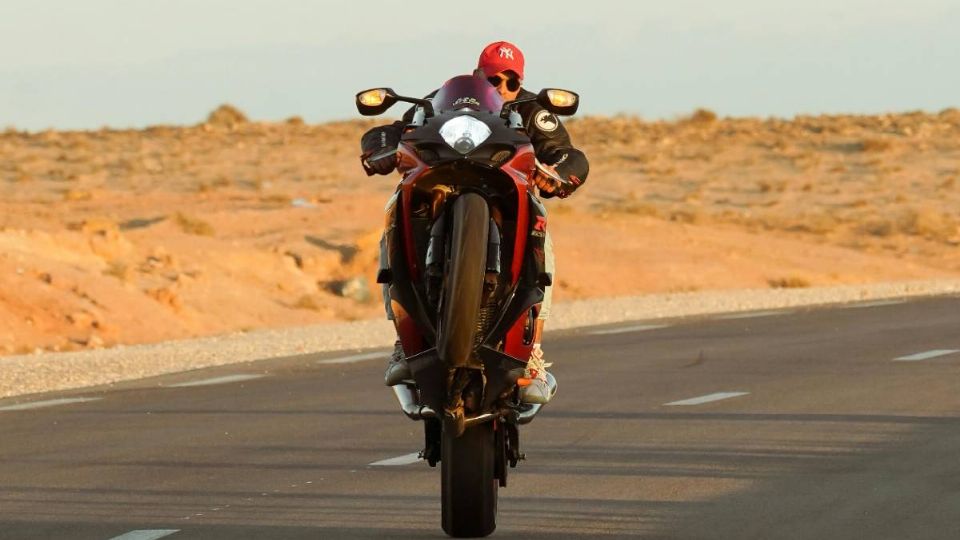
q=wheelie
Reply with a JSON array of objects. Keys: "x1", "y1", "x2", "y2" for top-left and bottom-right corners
[{"x1": 357, "y1": 41, "x2": 589, "y2": 537}]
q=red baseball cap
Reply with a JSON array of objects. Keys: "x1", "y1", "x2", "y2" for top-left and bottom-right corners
[{"x1": 477, "y1": 41, "x2": 525, "y2": 80}]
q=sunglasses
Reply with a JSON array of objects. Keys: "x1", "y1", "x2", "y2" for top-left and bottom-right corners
[{"x1": 487, "y1": 74, "x2": 521, "y2": 92}]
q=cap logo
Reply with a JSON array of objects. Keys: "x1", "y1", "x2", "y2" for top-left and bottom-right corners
[{"x1": 498, "y1": 46, "x2": 514, "y2": 60}]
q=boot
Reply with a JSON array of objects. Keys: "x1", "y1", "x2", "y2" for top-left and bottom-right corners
[{"x1": 384, "y1": 340, "x2": 412, "y2": 386}]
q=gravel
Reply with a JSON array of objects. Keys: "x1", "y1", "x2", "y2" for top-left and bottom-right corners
[{"x1": 2, "y1": 279, "x2": 959, "y2": 400}]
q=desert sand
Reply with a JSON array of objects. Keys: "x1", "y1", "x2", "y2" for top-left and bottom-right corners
[{"x1": 1, "y1": 106, "x2": 958, "y2": 355}]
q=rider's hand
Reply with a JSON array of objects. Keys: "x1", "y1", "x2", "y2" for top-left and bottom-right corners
[
  {"x1": 360, "y1": 125, "x2": 401, "y2": 176},
  {"x1": 363, "y1": 151, "x2": 398, "y2": 176},
  {"x1": 533, "y1": 165, "x2": 559, "y2": 195}
]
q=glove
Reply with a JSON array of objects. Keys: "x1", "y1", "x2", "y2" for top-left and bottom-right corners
[
  {"x1": 542, "y1": 148, "x2": 589, "y2": 197},
  {"x1": 361, "y1": 125, "x2": 401, "y2": 176},
  {"x1": 532, "y1": 166, "x2": 559, "y2": 195},
  {"x1": 534, "y1": 165, "x2": 582, "y2": 199},
  {"x1": 362, "y1": 150, "x2": 398, "y2": 176}
]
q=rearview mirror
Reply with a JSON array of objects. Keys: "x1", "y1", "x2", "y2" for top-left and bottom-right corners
[
  {"x1": 356, "y1": 88, "x2": 398, "y2": 116},
  {"x1": 536, "y1": 89, "x2": 579, "y2": 116}
]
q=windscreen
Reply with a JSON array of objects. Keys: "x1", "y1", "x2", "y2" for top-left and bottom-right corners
[{"x1": 430, "y1": 75, "x2": 504, "y2": 114}]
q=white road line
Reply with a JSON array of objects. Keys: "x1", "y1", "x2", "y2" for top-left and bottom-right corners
[
  {"x1": 718, "y1": 310, "x2": 789, "y2": 320},
  {"x1": 316, "y1": 351, "x2": 386, "y2": 365},
  {"x1": 590, "y1": 324, "x2": 669, "y2": 335},
  {"x1": 108, "y1": 530, "x2": 179, "y2": 540},
  {"x1": 0, "y1": 397, "x2": 101, "y2": 412},
  {"x1": 369, "y1": 452, "x2": 422, "y2": 466},
  {"x1": 168, "y1": 374, "x2": 265, "y2": 388},
  {"x1": 844, "y1": 299, "x2": 906, "y2": 309},
  {"x1": 893, "y1": 349, "x2": 960, "y2": 362},
  {"x1": 664, "y1": 392, "x2": 750, "y2": 406}
]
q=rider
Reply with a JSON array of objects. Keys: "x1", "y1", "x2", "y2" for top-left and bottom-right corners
[{"x1": 360, "y1": 40, "x2": 589, "y2": 403}]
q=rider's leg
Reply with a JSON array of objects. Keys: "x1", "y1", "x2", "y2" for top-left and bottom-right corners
[
  {"x1": 380, "y1": 232, "x2": 395, "y2": 321},
  {"x1": 531, "y1": 228, "x2": 553, "y2": 347},
  {"x1": 521, "y1": 230, "x2": 557, "y2": 404},
  {"x1": 540, "y1": 229, "x2": 555, "y2": 323},
  {"x1": 381, "y1": 231, "x2": 410, "y2": 385}
]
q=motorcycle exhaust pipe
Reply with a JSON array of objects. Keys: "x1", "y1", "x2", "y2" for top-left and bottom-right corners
[
  {"x1": 517, "y1": 403, "x2": 543, "y2": 425},
  {"x1": 392, "y1": 384, "x2": 436, "y2": 421},
  {"x1": 393, "y1": 384, "x2": 498, "y2": 426},
  {"x1": 393, "y1": 381, "x2": 550, "y2": 426}
]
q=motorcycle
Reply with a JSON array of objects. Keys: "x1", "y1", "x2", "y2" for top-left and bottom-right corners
[{"x1": 356, "y1": 73, "x2": 579, "y2": 538}]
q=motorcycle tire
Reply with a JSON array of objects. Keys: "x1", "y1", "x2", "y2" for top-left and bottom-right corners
[
  {"x1": 441, "y1": 421, "x2": 498, "y2": 537},
  {"x1": 438, "y1": 192, "x2": 489, "y2": 368},
  {"x1": 438, "y1": 192, "x2": 497, "y2": 536}
]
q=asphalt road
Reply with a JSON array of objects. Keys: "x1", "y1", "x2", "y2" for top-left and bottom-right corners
[{"x1": 1, "y1": 296, "x2": 959, "y2": 539}]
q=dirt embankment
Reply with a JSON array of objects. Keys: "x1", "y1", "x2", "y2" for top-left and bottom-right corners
[{"x1": 1, "y1": 106, "x2": 958, "y2": 355}]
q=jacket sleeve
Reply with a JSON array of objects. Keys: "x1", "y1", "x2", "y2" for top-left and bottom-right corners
[{"x1": 520, "y1": 103, "x2": 590, "y2": 197}]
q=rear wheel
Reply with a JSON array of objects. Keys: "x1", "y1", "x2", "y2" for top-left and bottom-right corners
[{"x1": 441, "y1": 421, "x2": 498, "y2": 537}]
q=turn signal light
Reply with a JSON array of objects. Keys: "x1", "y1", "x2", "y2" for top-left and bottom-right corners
[
  {"x1": 546, "y1": 89, "x2": 577, "y2": 108},
  {"x1": 358, "y1": 89, "x2": 387, "y2": 107}
]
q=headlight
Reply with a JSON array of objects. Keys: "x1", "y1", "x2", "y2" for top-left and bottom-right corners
[{"x1": 439, "y1": 115, "x2": 492, "y2": 154}]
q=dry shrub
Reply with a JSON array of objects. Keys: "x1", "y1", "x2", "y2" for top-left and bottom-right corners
[
  {"x1": 285, "y1": 116, "x2": 305, "y2": 126},
  {"x1": 62, "y1": 189, "x2": 93, "y2": 201},
  {"x1": 687, "y1": 108, "x2": 718, "y2": 124},
  {"x1": 146, "y1": 286, "x2": 183, "y2": 311},
  {"x1": 857, "y1": 217, "x2": 894, "y2": 237},
  {"x1": 294, "y1": 294, "x2": 324, "y2": 311},
  {"x1": 103, "y1": 261, "x2": 132, "y2": 281},
  {"x1": 206, "y1": 104, "x2": 248, "y2": 128},
  {"x1": 859, "y1": 138, "x2": 892, "y2": 152},
  {"x1": 617, "y1": 201, "x2": 661, "y2": 217},
  {"x1": 937, "y1": 108, "x2": 960, "y2": 124},
  {"x1": 856, "y1": 208, "x2": 955, "y2": 240},
  {"x1": 787, "y1": 213, "x2": 839, "y2": 234},
  {"x1": 261, "y1": 193, "x2": 292, "y2": 205},
  {"x1": 668, "y1": 209, "x2": 702, "y2": 224},
  {"x1": 912, "y1": 208, "x2": 958, "y2": 242},
  {"x1": 757, "y1": 180, "x2": 774, "y2": 193},
  {"x1": 70, "y1": 217, "x2": 118, "y2": 234},
  {"x1": 174, "y1": 212, "x2": 215, "y2": 236},
  {"x1": 767, "y1": 276, "x2": 811, "y2": 288}
]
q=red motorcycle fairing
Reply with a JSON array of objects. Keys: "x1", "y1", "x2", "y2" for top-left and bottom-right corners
[
  {"x1": 384, "y1": 75, "x2": 549, "y2": 365},
  {"x1": 390, "y1": 148, "x2": 546, "y2": 364},
  {"x1": 500, "y1": 145, "x2": 536, "y2": 285},
  {"x1": 397, "y1": 144, "x2": 430, "y2": 283}
]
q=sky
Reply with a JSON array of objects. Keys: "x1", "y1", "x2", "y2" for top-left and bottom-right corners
[{"x1": 0, "y1": 0, "x2": 957, "y2": 130}]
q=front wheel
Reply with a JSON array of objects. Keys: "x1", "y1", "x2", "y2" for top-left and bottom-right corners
[
  {"x1": 441, "y1": 421, "x2": 498, "y2": 537},
  {"x1": 438, "y1": 192, "x2": 490, "y2": 368}
]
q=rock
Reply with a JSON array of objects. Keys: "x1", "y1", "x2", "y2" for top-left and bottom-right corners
[
  {"x1": 146, "y1": 286, "x2": 183, "y2": 311},
  {"x1": 66, "y1": 310, "x2": 99, "y2": 328},
  {"x1": 84, "y1": 334, "x2": 105, "y2": 349},
  {"x1": 334, "y1": 276, "x2": 372, "y2": 303}
]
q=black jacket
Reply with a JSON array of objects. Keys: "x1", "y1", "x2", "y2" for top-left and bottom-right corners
[{"x1": 361, "y1": 88, "x2": 589, "y2": 196}]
